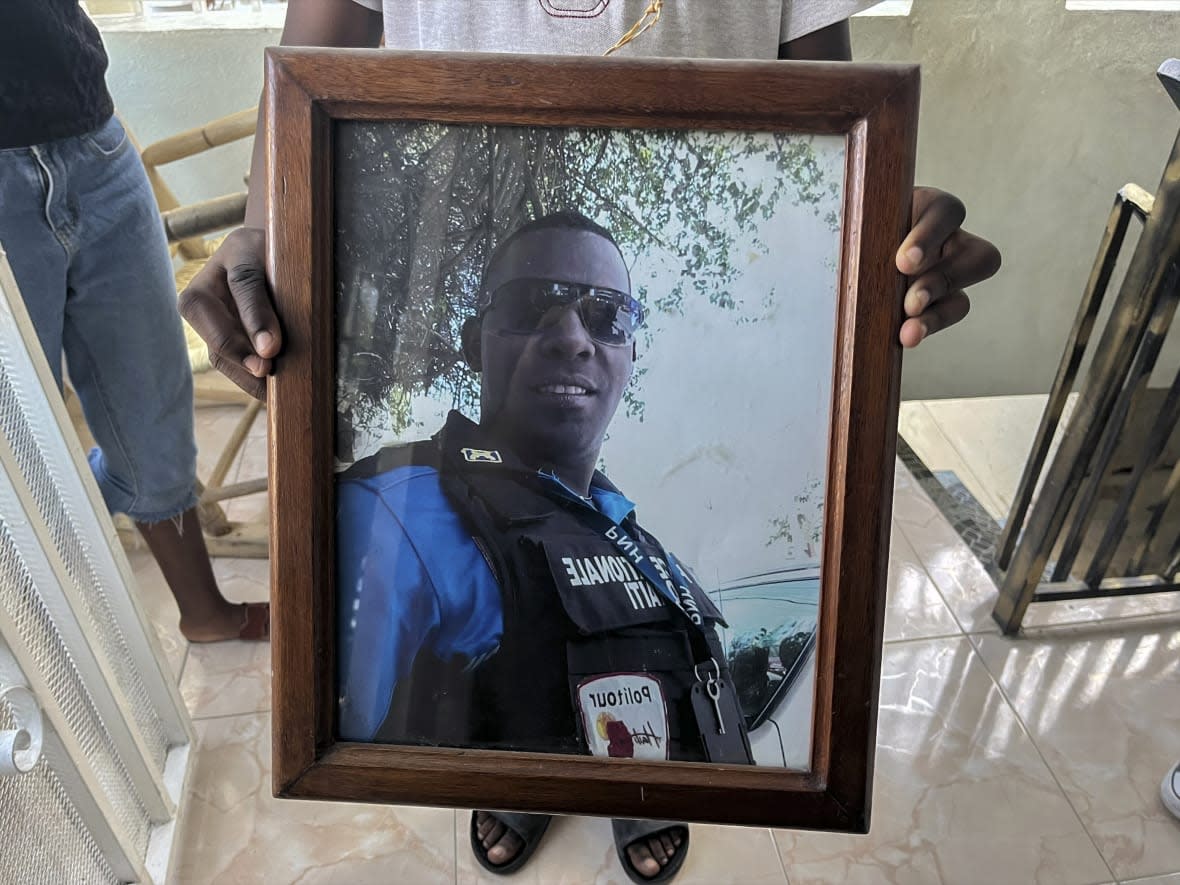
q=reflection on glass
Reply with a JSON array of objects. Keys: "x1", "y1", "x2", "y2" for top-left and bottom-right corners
[
  {"x1": 332, "y1": 122, "x2": 845, "y2": 769},
  {"x1": 714, "y1": 569, "x2": 819, "y2": 768}
]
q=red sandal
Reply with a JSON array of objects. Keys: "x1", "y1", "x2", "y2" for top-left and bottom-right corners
[{"x1": 237, "y1": 602, "x2": 270, "y2": 641}]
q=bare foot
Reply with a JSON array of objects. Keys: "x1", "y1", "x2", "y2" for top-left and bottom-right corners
[
  {"x1": 138, "y1": 507, "x2": 267, "y2": 642},
  {"x1": 626, "y1": 827, "x2": 685, "y2": 879},
  {"x1": 474, "y1": 810, "x2": 525, "y2": 866}
]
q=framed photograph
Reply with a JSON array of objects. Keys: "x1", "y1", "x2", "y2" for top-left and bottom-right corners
[{"x1": 266, "y1": 47, "x2": 918, "y2": 831}]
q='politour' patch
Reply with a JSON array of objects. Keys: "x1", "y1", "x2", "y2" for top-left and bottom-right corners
[{"x1": 576, "y1": 673, "x2": 668, "y2": 760}]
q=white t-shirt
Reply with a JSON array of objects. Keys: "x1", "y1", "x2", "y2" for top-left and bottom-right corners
[{"x1": 348, "y1": 1, "x2": 879, "y2": 59}]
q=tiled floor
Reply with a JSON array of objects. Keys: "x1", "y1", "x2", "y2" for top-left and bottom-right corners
[{"x1": 130, "y1": 398, "x2": 1180, "y2": 884}]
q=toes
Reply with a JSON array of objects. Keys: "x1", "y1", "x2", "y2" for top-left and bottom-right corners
[
  {"x1": 482, "y1": 820, "x2": 506, "y2": 852},
  {"x1": 627, "y1": 843, "x2": 662, "y2": 878},
  {"x1": 487, "y1": 827, "x2": 524, "y2": 866},
  {"x1": 659, "y1": 832, "x2": 677, "y2": 857},
  {"x1": 475, "y1": 812, "x2": 496, "y2": 841},
  {"x1": 502, "y1": 828, "x2": 525, "y2": 859},
  {"x1": 474, "y1": 813, "x2": 525, "y2": 868},
  {"x1": 648, "y1": 835, "x2": 670, "y2": 865}
]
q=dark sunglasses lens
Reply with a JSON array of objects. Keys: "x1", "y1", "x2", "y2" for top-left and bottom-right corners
[
  {"x1": 493, "y1": 283, "x2": 552, "y2": 332},
  {"x1": 488, "y1": 281, "x2": 641, "y2": 343},
  {"x1": 579, "y1": 295, "x2": 635, "y2": 345}
]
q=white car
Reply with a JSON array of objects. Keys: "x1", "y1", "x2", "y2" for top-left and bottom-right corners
[{"x1": 710, "y1": 567, "x2": 820, "y2": 768}]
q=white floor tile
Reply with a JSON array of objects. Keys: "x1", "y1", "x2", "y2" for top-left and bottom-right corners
[
  {"x1": 899, "y1": 401, "x2": 1008, "y2": 519},
  {"x1": 974, "y1": 627, "x2": 1180, "y2": 881},
  {"x1": 170, "y1": 713, "x2": 456, "y2": 884},
  {"x1": 179, "y1": 639, "x2": 270, "y2": 719},
  {"x1": 775, "y1": 637, "x2": 1113, "y2": 885},
  {"x1": 884, "y1": 526, "x2": 962, "y2": 643}
]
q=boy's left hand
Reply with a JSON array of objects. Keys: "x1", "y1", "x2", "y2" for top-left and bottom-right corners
[{"x1": 895, "y1": 186, "x2": 1002, "y2": 348}]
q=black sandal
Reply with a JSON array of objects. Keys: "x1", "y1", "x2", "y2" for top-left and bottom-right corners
[
  {"x1": 469, "y1": 811, "x2": 553, "y2": 876},
  {"x1": 611, "y1": 818, "x2": 690, "y2": 883}
]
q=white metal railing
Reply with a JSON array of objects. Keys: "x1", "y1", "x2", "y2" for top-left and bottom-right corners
[{"x1": 0, "y1": 248, "x2": 193, "y2": 884}]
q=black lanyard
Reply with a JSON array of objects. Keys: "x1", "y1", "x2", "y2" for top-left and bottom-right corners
[
  {"x1": 551, "y1": 486, "x2": 718, "y2": 669},
  {"x1": 546, "y1": 478, "x2": 748, "y2": 753}
]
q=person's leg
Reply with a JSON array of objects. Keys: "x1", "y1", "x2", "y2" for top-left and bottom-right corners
[
  {"x1": 0, "y1": 144, "x2": 70, "y2": 387},
  {"x1": 52, "y1": 116, "x2": 264, "y2": 641},
  {"x1": 136, "y1": 507, "x2": 267, "y2": 641}
]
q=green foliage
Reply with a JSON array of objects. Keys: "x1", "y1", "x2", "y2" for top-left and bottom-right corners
[
  {"x1": 334, "y1": 122, "x2": 838, "y2": 460},
  {"x1": 766, "y1": 473, "x2": 825, "y2": 559}
]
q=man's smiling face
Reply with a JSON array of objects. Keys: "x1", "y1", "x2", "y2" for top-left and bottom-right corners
[{"x1": 472, "y1": 225, "x2": 635, "y2": 467}]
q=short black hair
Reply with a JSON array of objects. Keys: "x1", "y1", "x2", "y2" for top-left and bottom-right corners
[{"x1": 480, "y1": 210, "x2": 625, "y2": 301}]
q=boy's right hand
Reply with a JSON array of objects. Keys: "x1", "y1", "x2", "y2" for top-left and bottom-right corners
[{"x1": 179, "y1": 227, "x2": 281, "y2": 401}]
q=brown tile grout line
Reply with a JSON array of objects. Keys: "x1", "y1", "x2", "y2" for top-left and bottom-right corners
[
  {"x1": 185, "y1": 707, "x2": 272, "y2": 725},
  {"x1": 453, "y1": 808, "x2": 460, "y2": 885},
  {"x1": 177, "y1": 641, "x2": 191, "y2": 687},
  {"x1": 883, "y1": 625, "x2": 966, "y2": 645},
  {"x1": 825, "y1": 629, "x2": 1120, "y2": 884},
  {"x1": 768, "y1": 823, "x2": 794, "y2": 885},
  {"x1": 883, "y1": 511, "x2": 969, "y2": 646}
]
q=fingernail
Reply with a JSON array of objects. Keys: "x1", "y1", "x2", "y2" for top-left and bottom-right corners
[
  {"x1": 254, "y1": 331, "x2": 274, "y2": 354},
  {"x1": 905, "y1": 245, "x2": 924, "y2": 268},
  {"x1": 918, "y1": 321, "x2": 929, "y2": 342},
  {"x1": 244, "y1": 355, "x2": 265, "y2": 377},
  {"x1": 906, "y1": 289, "x2": 931, "y2": 315}
]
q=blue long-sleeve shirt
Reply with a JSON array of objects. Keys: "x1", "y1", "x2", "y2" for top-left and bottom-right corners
[{"x1": 335, "y1": 461, "x2": 637, "y2": 740}]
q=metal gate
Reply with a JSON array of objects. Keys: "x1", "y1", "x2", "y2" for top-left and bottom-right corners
[
  {"x1": 0, "y1": 248, "x2": 193, "y2": 884},
  {"x1": 992, "y1": 59, "x2": 1180, "y2": 633}
]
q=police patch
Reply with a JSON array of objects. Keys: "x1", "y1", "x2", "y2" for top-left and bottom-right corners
[
  {"x1": 543, "y1": 539, "x2": 669, "y2": 634},
  {"x1": 461, "y1": 447, "x2": 502, "y2": 463},
  {"x1": 576, "y1": 673, "x2": 669, "y2": 760}
]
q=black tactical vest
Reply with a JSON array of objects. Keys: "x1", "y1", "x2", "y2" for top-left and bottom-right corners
[{"x1": 369, "y1": 412, "x2": 752, "y2": 765}]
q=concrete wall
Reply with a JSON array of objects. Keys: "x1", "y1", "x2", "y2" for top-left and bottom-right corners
[
  {"x1": 851, "y1": 0, "x2": 1179, "y2": 399},
  {"x1": 103, "y1": 28, "x2": 272, "y2": 207},
  {"x1": 100, "y1": 0, "x2": 1180, "y2": 399}
]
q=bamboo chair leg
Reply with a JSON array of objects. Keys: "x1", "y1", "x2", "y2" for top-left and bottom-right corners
[
  {"x1": 194, "y1": 477, "x2": 232, "y2": 537},
  {"x1": 204, "y1": 400, "x2": 263, "y2": 492}
]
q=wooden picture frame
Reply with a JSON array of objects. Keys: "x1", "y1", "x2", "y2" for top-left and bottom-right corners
[{"x1": 266, "y1": 47, "x2": 917, "y2": 832}]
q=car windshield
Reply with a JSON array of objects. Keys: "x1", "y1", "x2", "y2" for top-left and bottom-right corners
[{"x1": 710, "y1": 569, "x2": 819, "y2": 729}]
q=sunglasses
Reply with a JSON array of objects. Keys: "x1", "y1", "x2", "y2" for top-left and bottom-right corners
[{"x1": 480, "y1": 279, "x2": 646, "y2": 346}]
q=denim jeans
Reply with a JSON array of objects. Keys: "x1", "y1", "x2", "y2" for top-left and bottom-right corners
[{"x1": 0, "y1": 114, "x2": 198, "y2": 522}]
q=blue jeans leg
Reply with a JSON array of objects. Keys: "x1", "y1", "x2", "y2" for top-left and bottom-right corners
[
  {"x1": 0, "y1": 115, "x2": 197, "y2": 522},
  {"x1": 0, "y1": 141, "x2": 69, "y2": 387}
]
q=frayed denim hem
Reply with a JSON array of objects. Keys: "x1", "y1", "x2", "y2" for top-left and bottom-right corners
[
  {"x1": 88, "y1": 447, "x2": 197, "y2": 525},
  {"x1": 122, "y1": 491, "x2": 199, "y2": 527}
]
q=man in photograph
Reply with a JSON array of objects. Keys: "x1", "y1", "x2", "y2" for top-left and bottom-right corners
[{"x1": 336, "y1": 210, "x2": 751, "y2": 878}]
